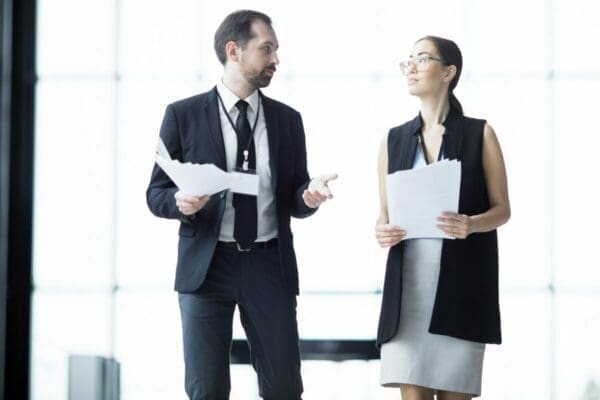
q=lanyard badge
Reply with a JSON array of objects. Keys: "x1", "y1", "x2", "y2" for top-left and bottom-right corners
[
  {"x1": 217, "y1": 91, "x2": 261, "y2": 173},
  {"x1": 242, "y1": 150, "x2": 250, "y2": 171}
]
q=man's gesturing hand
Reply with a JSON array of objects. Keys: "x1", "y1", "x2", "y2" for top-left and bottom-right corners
[{"x1": 302, "y1": 174, "x2": 338, "y2": 209}]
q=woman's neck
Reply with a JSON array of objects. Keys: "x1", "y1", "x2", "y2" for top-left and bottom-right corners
[{"x1": 419, "y1": 96, "x2": 451, "y2": 131}]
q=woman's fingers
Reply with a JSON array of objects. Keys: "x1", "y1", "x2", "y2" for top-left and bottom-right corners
[
  {"x1": 375, "y1": 230, "x2": 405, "y2": 239},
  {"x1": 439, "y1": 212, "x2": 469, "y2": 224},
  {"x1": 378, "y1": 236, "x2": 403, "y2": 248},
  {"x1": 437, "y1": 224, "x2": 467, "y2": 239},
  {"x1": 375, "y1": 224, "x2": 407, "y2": 247},
  {"x1": 375, "y1": 224, "x2": 404, "y2": 233}
]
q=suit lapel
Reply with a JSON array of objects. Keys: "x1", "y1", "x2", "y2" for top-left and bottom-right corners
[
  {"x1": 260, "y1": 92, "x2": 279, "y2": 192},
  {"x1": 204, "y1": 87, "x2": 227, "y2": 170}
]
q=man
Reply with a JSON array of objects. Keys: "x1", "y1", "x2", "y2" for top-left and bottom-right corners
[{"x1": 146, "y1": 10, "x2": 336, "y2": 400}]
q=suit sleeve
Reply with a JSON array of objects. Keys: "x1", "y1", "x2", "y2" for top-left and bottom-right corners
[
  {"x1": 145, "y1": 104, "x2": 196, "y2": 224},
  {"x1": 290, "y1": 111, "x2": 318, "y2": 218}
]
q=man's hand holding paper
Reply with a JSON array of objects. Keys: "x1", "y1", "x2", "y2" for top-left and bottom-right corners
[
  {"x1": 175, "y1": 192, "x2": 210, "y2": 216},
  {"x1": 155, "y1": 138, "x2": 259, "y2": 198}
]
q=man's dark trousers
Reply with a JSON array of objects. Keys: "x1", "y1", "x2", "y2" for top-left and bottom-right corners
[{"x1": 178, "y1": 243, "x2": 303, "y2": 400}]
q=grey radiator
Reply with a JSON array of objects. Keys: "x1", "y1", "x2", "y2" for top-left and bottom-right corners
[{"x1": 68, "y1": 355, "x2": 120, "y2": 400}]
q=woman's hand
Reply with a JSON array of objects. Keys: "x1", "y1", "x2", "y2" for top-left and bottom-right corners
[
  {"x1": 436, "y1": 211, "x2": 473, "y2": 239},
  {"x1": 375, "y1": 224, "x2": 406, "y2": 248}
]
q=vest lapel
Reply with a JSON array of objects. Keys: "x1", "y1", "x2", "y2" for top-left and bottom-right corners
[
  {"x1": 400, "y1": 114, "x2": 422, "y2": 170},
  {"x1": 441, "y1": 107, "x2": 463, "y2": 161}
]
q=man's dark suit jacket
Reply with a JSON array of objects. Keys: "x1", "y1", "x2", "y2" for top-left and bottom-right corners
[{"x1": 146, "y1": 87, "x2": 316, "y2": 295}]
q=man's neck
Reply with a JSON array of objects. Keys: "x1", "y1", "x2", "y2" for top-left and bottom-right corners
[{"x1": 222, "y1": 72, "x2": 255, "y2": 100}]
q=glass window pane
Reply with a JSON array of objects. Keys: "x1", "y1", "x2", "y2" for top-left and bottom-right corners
[
  {"x1": 465, "y1": 77, "x2": 551, "y2": 288},
  {"x1": 554, "y1": 80, "x2": 600, "y2": 287},
  {"x1": 482, "y1": 292, "x2": 552, "y2": 399},
  {"x1": 302, "y1": 360, "x2": 398, "y2": 400},
  {"x1": 114, "y1": 291, "x2": 185, "y2": 398},
  {"x1": 555, "y1": 1, "x2": 600, "y2": 73},
  {"x1": 34, "y1": 80, "x2": 116, "y2": 287},
  {"x1": 469, "y1": 0, "x2": 548, "y2": 74},
  {"x1": 297, "y1": 294, "x2": 381, "y2": 339},
  {"x1": 281, "y1": 78, "x2": 385, "y2": 292},
  {"x1": 30, "y1": 291, "x2": 112, "y2": 400},
  {"x1": 271, "y1": 2, "x2": 379, "y2": 76},
  {"x1": 556, "y1": 293, "x2": 600, "y2": 399},
  {"x1": 373, "y1": 0, "x2": 467, "y2": 76},
  {"x1": 232, "y1": 294, "x2": 381, "y2": 340},
  {"x1": 119, "y1": 0, "x2": 202, "y2": 76},
  {"x1": 115, "y1": 79, "x2": 203, "y2": 288},
  {"x1": 37, "y1": 0, "x2": 115, "y2": 76},
  {"x1": 115, "y1": 290, "x2": 261, "y2": 400}
]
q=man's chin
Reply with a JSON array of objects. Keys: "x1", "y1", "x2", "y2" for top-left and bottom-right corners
[
  {"x1": 245, "y1": 73, "x2": 273, "y2": 90},
  {"x1": 257, "y1": 75, "x2": 273, "y2": 88}
]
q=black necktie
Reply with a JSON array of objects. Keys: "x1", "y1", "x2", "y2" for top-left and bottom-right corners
[{"x1": 233, "y1": 100, "x2": 257, "y2": 248}]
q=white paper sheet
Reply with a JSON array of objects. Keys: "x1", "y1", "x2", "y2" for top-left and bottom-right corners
[
  {"x1": 386, "y1": 159, "x2": 461, "y2": 239},
  {"x1": 155, "y1": 138, "x2": 258, "y2": 196}
]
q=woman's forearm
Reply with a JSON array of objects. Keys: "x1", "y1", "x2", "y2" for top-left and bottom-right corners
[{"x1": 469, "y1": 204, "x2": 511, "y2": 234}]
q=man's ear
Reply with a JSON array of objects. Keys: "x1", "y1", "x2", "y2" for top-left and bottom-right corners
[{"x1": 225, "y1": 41, "x2": 240, "y2": 63}]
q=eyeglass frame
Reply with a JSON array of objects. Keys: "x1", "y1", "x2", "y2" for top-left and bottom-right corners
[{"x1": 399, "y1": 56, "x2": 449, "y2": 75}]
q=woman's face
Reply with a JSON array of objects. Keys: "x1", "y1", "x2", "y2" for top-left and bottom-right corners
[{"x1": 404, "y1": 39, "x2": 451, "y2": 98}]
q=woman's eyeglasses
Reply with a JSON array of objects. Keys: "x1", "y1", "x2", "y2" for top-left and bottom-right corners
[{"x1": 399, "y1": 56, "x2": 448, "y2": 75}]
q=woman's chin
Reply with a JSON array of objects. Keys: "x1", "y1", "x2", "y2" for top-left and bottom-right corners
[{"x1": 407, "y1": 87, "x2": 421, "y2": 97}]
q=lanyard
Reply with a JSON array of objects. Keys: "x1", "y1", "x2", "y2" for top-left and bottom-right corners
[
  {"x1": 216, "y1": 91, "x2": 261, "y2": 171},
  {"x1": 418, "y1": 131, "x2": 445, "y2": 164}
]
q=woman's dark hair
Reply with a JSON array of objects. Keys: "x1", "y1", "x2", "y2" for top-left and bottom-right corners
[
  {"x1": 416, "y1": 35, "x2": 464, "y2": 115},
  {"x1": 214, "y1": 10, "x2": 272, "y2": 65}
]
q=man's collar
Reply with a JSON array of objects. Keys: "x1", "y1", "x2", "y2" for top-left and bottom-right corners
[{"x1": 216, "y1": 79, "x2": 259, "y2": 114}]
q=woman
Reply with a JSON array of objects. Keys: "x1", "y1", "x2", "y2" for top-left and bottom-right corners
[{"x1": 375, "y1": 36, "x2": 510, "y2": 400}]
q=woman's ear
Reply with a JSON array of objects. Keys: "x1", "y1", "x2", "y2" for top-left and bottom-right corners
[{"x1": 444, "y1": 65, "x2": 457, "y2": 83}]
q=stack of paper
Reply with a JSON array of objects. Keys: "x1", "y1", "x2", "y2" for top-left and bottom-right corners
[
  {"x1": 386, "y1": 159, "x2": 461, "y2": 239},
  {"x1": 155, "y1": 138, "x2": 258, "y2": 197}
]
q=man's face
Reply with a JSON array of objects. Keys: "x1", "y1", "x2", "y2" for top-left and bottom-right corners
[{"x1": 238, "y1": 20, "x2": 279, "y2": 89}]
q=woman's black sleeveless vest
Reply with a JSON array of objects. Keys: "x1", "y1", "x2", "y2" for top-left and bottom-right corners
[{"x1": 376, "y1": 106, "x2": 501, "y2": 346}]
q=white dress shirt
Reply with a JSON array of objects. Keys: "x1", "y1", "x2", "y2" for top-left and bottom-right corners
[{"x1": 216, "y1": 80, "x2": 278, "y2": 242}]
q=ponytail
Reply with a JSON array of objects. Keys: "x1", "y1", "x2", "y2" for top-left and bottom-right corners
[
  {"x1": 449, "y1": 90, "x2": 463, "y2": 115},
  {"x1": 416, "y1": 35, "x2": 464, "y2": 115}
]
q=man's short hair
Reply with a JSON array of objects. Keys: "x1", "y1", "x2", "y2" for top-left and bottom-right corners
[{"x1": 214, "y1": 10, "x2": 272, "y2": 65}]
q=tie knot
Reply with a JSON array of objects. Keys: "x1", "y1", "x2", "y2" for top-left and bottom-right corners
[{"x1": 235, "y1": 100, "x2": 249, "y2": 114}]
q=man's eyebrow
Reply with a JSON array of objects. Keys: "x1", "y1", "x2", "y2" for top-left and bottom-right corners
[{"x1": 261, "y1": 40, "x2": 279, "y2": 48}]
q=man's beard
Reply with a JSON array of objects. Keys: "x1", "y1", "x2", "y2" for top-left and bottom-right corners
[{"x1": 244, "y1": 66, "x2": 276, "y2": 89}]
